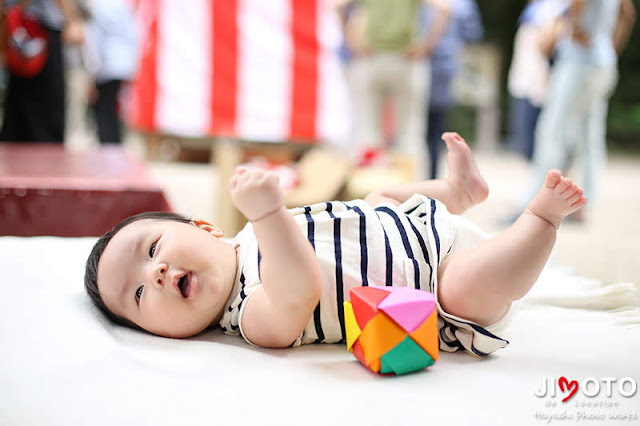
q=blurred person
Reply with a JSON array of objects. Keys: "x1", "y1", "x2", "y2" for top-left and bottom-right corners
[
  {"x1": 518, "y1": 0, "x2": 635, "y2": 222},
  {"x1": 84, "y1": 0, "x2": 138, "y2": 144},
  {"x1": 0, "y1": 0, "x2": 85, "y2": 143},
  {"x1": 422, "y1": 0, "x2": 483, "y2": 178},
  {"x1": 336, "y1": 0, "x2": 357, "y2": 64},
  {"x1": 341, "y1": 0, "x2": 451, "y2": 178},
  {"x1": 507, "y1": 0, "x2": 568, "y2": 162}
]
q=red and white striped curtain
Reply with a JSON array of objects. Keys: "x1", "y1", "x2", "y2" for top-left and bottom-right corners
[{"x1": 128, "y1": 0, "x2": 350, "y2": 145}]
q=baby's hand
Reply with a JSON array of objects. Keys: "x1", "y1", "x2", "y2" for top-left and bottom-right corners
[{"x1": 229, "y1": 167, "x2": 285, "y2": 222}]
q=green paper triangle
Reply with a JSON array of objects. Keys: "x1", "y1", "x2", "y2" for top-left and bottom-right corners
[
  {"x1": 379, "y1": 356, "x2": 394, "y2": 374},
  {"x1": 380, "y1": 336, "x2": 435, "y2": 375}
]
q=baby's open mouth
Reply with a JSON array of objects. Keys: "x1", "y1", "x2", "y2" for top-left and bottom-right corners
[{"x1": 178, "y1": 272, "x2": 192, "y2": 298}]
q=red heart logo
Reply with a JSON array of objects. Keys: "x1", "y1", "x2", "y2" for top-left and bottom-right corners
[{"x1": 558, "y1": 377, "x2": 578, "y2": 402}]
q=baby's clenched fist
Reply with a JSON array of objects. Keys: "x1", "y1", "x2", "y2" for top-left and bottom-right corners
[{"x1": 229, "y1": 167, "x2": 285, "y2": 222}]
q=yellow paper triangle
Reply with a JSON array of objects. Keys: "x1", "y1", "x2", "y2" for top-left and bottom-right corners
[{"x1": 344, "y1": 301, "x2": 362, "y2": 352}]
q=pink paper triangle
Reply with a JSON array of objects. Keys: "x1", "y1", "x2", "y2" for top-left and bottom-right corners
[{"x1": 376, "y1": 287, "x2": 435, "y2": 333}]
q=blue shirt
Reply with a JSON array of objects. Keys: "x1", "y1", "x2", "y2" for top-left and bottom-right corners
[
  {"x1": 422, "y1": 0, "x2": 483, "y2": 107},
  {"x1": 85, "y1": 0, "x2": 139, "y2": 82},
  {"x1": 557, "y1": 0, "x2": 621, "y2": 65}
]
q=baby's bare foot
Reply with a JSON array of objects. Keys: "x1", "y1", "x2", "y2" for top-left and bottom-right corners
[
  {"x1": 526, "y1": 170, "x2": 587, "y2": 229},
  {"x1": 442, "y1": 132, "x2": 489, "y2": 214}
]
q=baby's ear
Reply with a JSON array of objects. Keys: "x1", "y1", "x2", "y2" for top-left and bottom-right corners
[{"x1": 192, "y1": 220, "x2": 224, "y2": 238}]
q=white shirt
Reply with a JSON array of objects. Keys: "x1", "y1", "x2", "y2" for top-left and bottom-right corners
[{"x1": 219, "y1": 195, "x2": 510, "y2": 356}]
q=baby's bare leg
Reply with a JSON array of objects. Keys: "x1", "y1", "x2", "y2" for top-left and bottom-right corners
[
  {"x1": 437, "y1": 170, "x2": 587, "y2": 326},
  {"x1": 364, "y1": 133, "x2": 488, "y2": 214}
]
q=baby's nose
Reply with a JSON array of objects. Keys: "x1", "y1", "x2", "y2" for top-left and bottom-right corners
[{"x1": 150, "y1": 262, "x2": 169, "y2": 290}]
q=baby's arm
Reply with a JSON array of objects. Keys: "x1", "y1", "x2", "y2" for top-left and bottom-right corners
[{"x1": 229, "y1": 167, "x2": 323, "y2": 348}]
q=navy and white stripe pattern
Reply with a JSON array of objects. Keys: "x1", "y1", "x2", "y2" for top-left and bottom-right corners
[{"x1": 219, "y1": 194, "x2": 509, "y2": 356}]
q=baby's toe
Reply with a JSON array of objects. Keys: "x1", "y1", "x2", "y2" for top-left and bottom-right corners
[
  {"x1": 556, "y1": 177, "x2": 572, "y2": 193},
  {"x1": 563, "y1": 183, "x2": 579, "y2": 200},
  {"x1": 544, "y1": 170, "x2": 562, "y2": 188},
  {"x1": 571, "y1": 196, "x2": 588, "y2": 209},
  {"x1": 566, "y1": 188, "x2": 584, "y2": 204}
]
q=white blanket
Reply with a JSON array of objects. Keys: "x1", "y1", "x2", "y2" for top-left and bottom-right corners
[{"x1": 1, "y1": 236, "x2": 639, "y2": 426}]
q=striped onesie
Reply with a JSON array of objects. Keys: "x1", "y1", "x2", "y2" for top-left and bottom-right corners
[{"x1": 219, "y1": 194, "x2": 512, "y2": 356}]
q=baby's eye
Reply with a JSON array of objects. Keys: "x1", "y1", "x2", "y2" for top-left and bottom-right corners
[
  {"x1": 149, "y1": 241, "x2": 157, "y2": 258},
  {"x1": 135, "y1": 285, "x2": 144, "y2": 303}
]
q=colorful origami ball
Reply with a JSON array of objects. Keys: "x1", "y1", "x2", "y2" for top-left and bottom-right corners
[{"x1": 344, "y1": 286, "x2": 439, "y2": 375}]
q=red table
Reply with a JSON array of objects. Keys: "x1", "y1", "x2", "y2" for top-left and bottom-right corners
[{"x1": 0, "y1": 144, "x2": 172, "y2": 237}]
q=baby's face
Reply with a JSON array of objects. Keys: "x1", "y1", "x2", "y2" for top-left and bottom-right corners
[{"x1": 98, "y1": 219, "x2": 237, "y2": 338}]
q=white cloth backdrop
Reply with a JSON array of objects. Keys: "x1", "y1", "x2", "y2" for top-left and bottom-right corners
[{"x1": 1, "y1": 236, "x2": 639, "y2": 425}]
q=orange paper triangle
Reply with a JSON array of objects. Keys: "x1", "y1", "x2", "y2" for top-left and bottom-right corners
[
  {"x1": 358, "y1": 312, "x2": 406, "y2": 366},
  {"x1": 369, "y1": 358, "x2": 381, "y2": 373},
  {"x1": 409, "y1": 311, "x2": 439, "y2": 361}
]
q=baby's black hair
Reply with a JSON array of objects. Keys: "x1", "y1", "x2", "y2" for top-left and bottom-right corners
[{"x1": 84, "y1": 211, "x2": 192, "y2": 329}]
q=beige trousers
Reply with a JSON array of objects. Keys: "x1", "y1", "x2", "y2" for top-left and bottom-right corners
[{"x1": 349, "y1": 53, "x2": 430, "y2": 178}]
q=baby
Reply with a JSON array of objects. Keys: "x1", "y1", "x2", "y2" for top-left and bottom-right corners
[{"x1": 85, "y1": 133, "x2": 586, "y2": 355}]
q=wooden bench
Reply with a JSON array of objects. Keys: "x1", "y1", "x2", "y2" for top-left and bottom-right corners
[{"x1": 0, "y1": 144, "x2": 171, "y2": 237}]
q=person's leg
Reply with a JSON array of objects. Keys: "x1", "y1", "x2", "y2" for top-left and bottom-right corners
[
  {"x1": 437, "y1": 170, "x2": 586, "y2": 326},
  {"x1": 26, "y1": 29, "x2": 65, "y2": 142},
  {"x1": 578, "y1": 100, "x2": 607, "y2": 206},
  {"x1": 0, "y1": 72, "x2": 26, "y2": 141},
  {"x1": 394, "y1": 57, "x2": 429, "y2": 179},
  {"x1": 349, "y1": 55, "x2": 384, "y2": 151},
  {"x1": 94, "y1": 80, "x2": 123, "y2": 143},
  {"x1": 578, "y1": 65, "x2": 617, "y2": 203},
  {"x1": 519, "y1": 60, "x2": 585, "y2": 209},
  {"x1": 523, "y1": 99, "x2": 541, "y2": 162},
  {"x1": 365, "y1": 132, "x2": 488, "y2": 214},
  {"x1": 426, "y1": 68, "x2": 452, "y2": 178},
  {"x1": 427, "y1": 106, "x2": 445, "y2": 179},
  {"x1": 507, "y1": 96, "x2": 527, "y2": 157},
  {"x1": 508, "y1": 96, "x2": 540, "y2": 162},
  {"x1": 1, "y1": 29, "x2": 64, "y2": 143}
]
